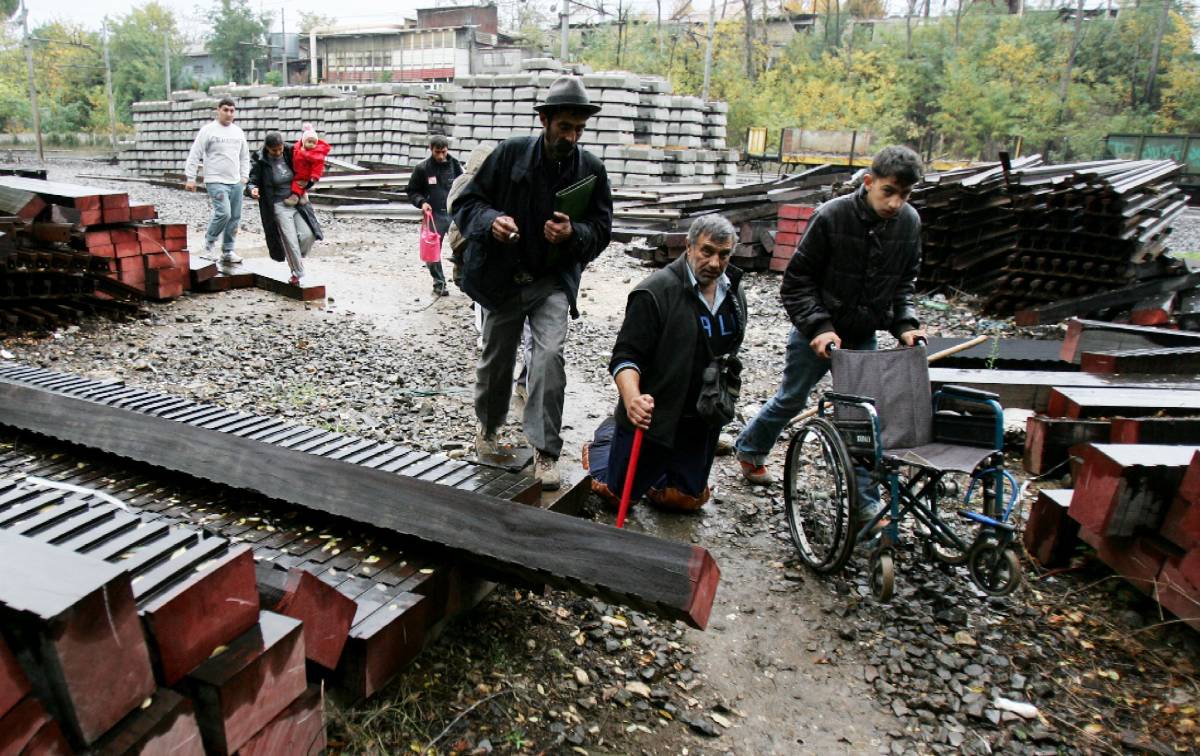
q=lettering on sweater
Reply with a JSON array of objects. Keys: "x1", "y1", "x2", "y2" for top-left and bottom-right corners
[{"x1": 698, "y1": 313, "x2": 735, "y2": 338}]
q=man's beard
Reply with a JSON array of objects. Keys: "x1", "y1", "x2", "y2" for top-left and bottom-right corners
[{"x1": 548, "y1": 138, "x2": 574, "y2": 161}]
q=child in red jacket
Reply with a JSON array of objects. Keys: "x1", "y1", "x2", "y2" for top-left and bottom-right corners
[{"x1": 285, "y1": 123, "x2": 330, "y2": 206}]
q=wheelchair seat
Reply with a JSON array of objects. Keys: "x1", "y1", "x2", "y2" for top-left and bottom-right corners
[{"x1": 830, "y1": 345, "x2": 999, "y2": 474}]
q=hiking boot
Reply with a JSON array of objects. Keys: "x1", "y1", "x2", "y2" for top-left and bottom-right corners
[
  {"x1": 475, "y1": 427, "x2": 500, "y2": 458},
  {"x1": 534, "y1": 451, "x2": 561, "y2": 491},
  {"x1": 739, "y1": 459, "x2": 773, "y2": 485},
  {"x1": 220, "y1": 251, "x2": 243, "y2": 265}
]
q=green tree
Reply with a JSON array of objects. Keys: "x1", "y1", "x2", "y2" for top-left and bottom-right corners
[
  {"x1": 108, "y1": 3, "x2": 184, "y2": 121},
  {"x1": 25, "y1": 21, "x2": 104, "y2": 134},
  {"x1": 205, "y1": 0, "x2": 268, "y2": 84}
]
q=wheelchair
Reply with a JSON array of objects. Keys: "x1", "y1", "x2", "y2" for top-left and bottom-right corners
[{"x1": 782, "y1": 344, "x2": 1021, "y2": 601}]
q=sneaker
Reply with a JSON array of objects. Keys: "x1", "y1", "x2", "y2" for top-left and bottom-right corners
[
  {"x1": 535, "y1": 451, "x2": 561, "y2": 491},
  {"x1": 288, "y1": 274, "x2": 300, "y2": 286},
  {"x1": 475, "y1": 427, "x2": 500, "y2": 458},
  {"x1": 220, "y1": 251, "x2": 243, "y2": 265},
  {"x1": 439, "y1": 287, "x2": 450, "y2": 297},
  {"x1": 203, "y1": 239, "x2": 217, "y2": 259},
  {"x1": 739, "y1": 459, "x2": 773, "y2": 485}
]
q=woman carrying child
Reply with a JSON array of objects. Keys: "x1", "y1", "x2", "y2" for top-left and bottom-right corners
[{"x1": 248, "y1": 131, "x2": 324, "y2": 285}]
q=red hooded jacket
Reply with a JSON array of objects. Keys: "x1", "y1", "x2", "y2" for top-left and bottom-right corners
[{"x1": 290, "y1": 139, "x2": 330, "y2": 196}]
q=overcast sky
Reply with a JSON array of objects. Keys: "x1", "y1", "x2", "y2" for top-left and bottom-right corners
[{"x1": 23, "y1": 0, "x2": 1166, "y2": 36}]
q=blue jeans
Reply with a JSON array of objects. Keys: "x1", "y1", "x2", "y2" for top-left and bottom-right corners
[
  {"x1": 736, "y1": 328, "x2": 881, "y2": 517},
  {"x1": 205, "y1": 183, "x2": 243, "y2": 253}
]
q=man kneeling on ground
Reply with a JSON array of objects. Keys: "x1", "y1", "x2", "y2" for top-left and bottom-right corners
[{"x1": 584, "y1": 215, "x2": 747, "y2": 513}]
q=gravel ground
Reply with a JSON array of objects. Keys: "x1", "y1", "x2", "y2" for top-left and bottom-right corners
[
  {"x1": 2, "y1": 158, "x2": 1199, "y2": 754},
  {"x1": 1173, "y1": 208, "x2": 1200, "y2": 256}
]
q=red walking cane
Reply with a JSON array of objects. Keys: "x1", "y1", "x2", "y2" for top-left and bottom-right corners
[{"x1": 614, "y1": 427, "x2": 645, "y2": 529}]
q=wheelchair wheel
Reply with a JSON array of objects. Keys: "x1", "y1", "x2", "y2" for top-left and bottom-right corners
[
  {"x1": 870, "y1": 548, "x2": 895, "y2": 602},
  {"x1": 967, "y1": 540, "x2": 1021, "y2": 597},
  {"x1": 783, "y1": 417, "x2": 857, "y2": 574},
  {"x1": 929, "y1": 469, "x2": 1004, "y2": 566}
]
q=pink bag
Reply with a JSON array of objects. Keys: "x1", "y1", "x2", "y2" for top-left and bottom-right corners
[{"x1": 419, "y1": 210, "x2": 442, "y2": 263}]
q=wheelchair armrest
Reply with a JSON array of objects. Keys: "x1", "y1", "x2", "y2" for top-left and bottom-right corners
[
  {"x1": 938, "y1": 385, "x2": 1000, "y2": 403},
  {"x1": 824, "y1": 392, "x2": 876, "y2": 406}
]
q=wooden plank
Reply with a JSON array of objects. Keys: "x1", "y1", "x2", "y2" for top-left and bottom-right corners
[
  {"x1": 335, "y1": 591, "x2": 429, "y2": 699},
  {"x1": 258, "y1": 564, "x2": 356, "y2": 671},
  {"x1": 1047, "y1": 386, "x2": 1200, "y2": 418},
  {"x1": 237, "y1": 684, "x2": 325, "y2": 756},
  {"x1": 1023, "y1": 488, "x2": 1078, "y2": 568},
  {"x1": 0, "y1": 635, "x2": 30, "y2": 719},
  {"x1": 1068, "y1": 444, "x2": 1200, "y2": 538},
  {"x1": 139, "y1": 546, "x2": 261, "y2": 686},
  {"x1": 1080, "y1": 345, "x2": 1200, "y2": 375},
  {"x1": 929, "y1": 367, "x2": 1198, "y2": 412},
  {"x1": 184, "y1": 610, "x2": 306, "y2": 755},
  {"x1": 1060, "y1": 318, "x2": 1200, "y2": 363},
  {"x1": 0, "y1": 529, "x2": 156, "y2": 746},
  {"x1": 926, "y1": 336, "x2": 1074, "y2": 370},
  {"x1": 88, "y1": 689, "x2": 204, "y2": 756},
  {"x1": 0, "y1": 695, "x2": 71, "y2": 755},
  {"x1": 1109, "y1": 417, "x2": 1200, "y2": 445},
  {"x1": 1014, "y1": 272, "x2": 1200, "y2": 326},
  {"x1": 0, "y1": 380, "x2": 720, "y2": 629},
  {"x1": 1022, "y1": 415, "x2": 1109, "y2": 475}
]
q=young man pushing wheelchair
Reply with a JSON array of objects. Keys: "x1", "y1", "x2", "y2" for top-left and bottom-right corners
[{"x1": 735, "y1": 145, "x2": 928, "y2": 526}]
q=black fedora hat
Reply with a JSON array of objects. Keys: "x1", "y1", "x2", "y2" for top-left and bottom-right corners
[{"x1": 533, "y1": 76, "x2": 602, "y2": 116}]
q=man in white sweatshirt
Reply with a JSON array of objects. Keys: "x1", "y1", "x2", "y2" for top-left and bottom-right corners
[{"x1": 184, "y1": 97, "x2": 250, "y2": 265}]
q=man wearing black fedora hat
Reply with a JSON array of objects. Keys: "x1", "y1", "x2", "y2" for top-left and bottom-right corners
[{"x1": 454, "y1": 74, "x2": 614, "y2": 490}]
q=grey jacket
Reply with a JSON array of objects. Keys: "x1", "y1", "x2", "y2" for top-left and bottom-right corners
[{"x1": 780, "y1": 187, "x2": 921, "y2": 343}]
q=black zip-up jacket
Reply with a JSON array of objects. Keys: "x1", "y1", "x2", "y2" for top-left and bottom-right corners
[
  {"x1": 406, "y1": 155, "x2": 463, "y2": 236},
  {"x1": 453, "y1": 135, "x2": 613, "y2": 318},
  {"x1": 247, "y1": 145, "x2": 323, "y2": 263},
  {"x1": 609, "y1": 254, "x2": 747, "y2": 446},
  {"x1": 781, "y1": 186, "x2": 921, "y2": 343}
]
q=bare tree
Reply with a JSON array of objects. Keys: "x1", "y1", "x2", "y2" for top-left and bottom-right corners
[
  {"x1": 952, "y1": 0, "x2": 972, "y2": 46},
  {"x1": 905, "y1": 0, "x2": 919, "y2": 57},
  {"x1": 656, "y1": 0, "x2": 663, "y2": 54},
  {"x1": 1057, "y1": 0, "x2": 1085, "y2": 121},
  {"x1": 1144, "y1": 0, "x2": 1172, "y2": 105},
  {"x1": 743, "y1": 0, "x2": 755, "y2": 80}
]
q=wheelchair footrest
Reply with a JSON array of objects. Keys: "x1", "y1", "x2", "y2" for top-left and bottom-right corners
[{"x1": 957, "y1": 510, "x2": 1015, "y2": 532}]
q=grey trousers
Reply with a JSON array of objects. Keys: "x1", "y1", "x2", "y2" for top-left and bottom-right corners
[
  {"x1": 273, "y1": 202, "x2": 315, "y2": 277},
  {"x1": 476, "y1": 276, "x2": 570, "y2": 457}
]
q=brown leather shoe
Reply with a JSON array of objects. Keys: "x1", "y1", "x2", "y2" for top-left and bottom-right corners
[
  {"x1": 590, "y1": 478, "x2": 619, "y2": 510},
  {"x1": 646, "y1": 485, "x2": 709, "y2": 513}
]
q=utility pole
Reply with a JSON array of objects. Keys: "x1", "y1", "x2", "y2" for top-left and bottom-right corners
[
  {"x1": 280, "y1": 9, "x2": 287, "y2": 85},
  {"x1": 702, "y1": 0, "x2": 715, "y2": 100},
  {"x1": 559, "y1": 0, "x2": 569, "y2": 61},
  {"x1": 309, "y1": 28, "x2": 318, "y2": 84},
  {"x1": 102, "y1": 19, "x2": 118, "y2": 154},
  {"x1": 19, "y1": 0, "x2": 43, "y2": 163},
  {"x1": 163, "y1": 32, "x2": 172, "y2": 98}
]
